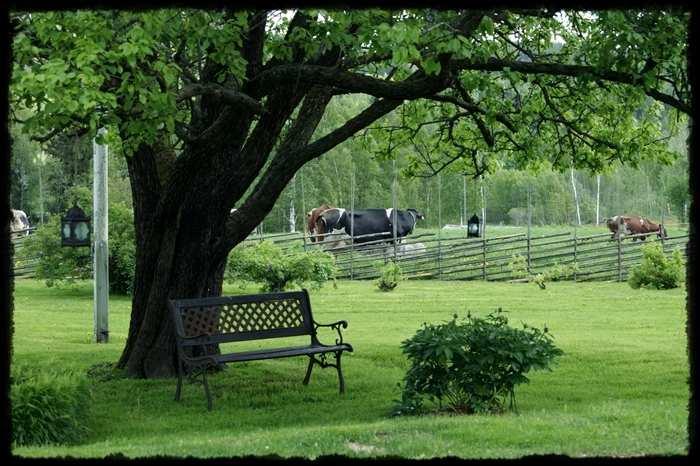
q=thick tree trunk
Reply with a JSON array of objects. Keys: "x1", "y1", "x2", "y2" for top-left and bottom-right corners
[{"x1": 118, "y1": 209, "x2": 230, "y2": 378}]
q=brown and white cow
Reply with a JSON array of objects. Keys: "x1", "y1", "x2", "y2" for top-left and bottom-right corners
[
  {"x1": 604, "y1": 215, "x2": 667, "y2": 241},
  {"x1": 307, "y1": 204, "x2": 334, "y2": 243}
]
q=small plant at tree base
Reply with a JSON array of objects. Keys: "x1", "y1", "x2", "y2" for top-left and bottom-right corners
[
  {"x1": 375, "y1": 260, "x2": 404, "y2": 291},
  {"x1": 393, "y1": 309, "x2": 563, "y2": 416},
  {"x1": 225, "y1": 241, "x2": 337, "y2": 292},
  {"x1": 628, "y1": 243, "x2": 684, "y2": 290}
]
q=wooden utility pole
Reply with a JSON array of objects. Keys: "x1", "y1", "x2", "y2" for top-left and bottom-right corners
[{"x1": 93, "y1": 128, "x2": 109, "y2": 343}]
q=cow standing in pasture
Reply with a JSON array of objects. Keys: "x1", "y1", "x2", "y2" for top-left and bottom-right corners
[
  {"x1": 9, "y1": 209, "x2": 31, "y2": 238},
  {"x1": 316, "y1": 207, "x2": 424, "y2": 244},
  {"x1": 306, "y1": 204, "x2": 334, "y2": 243},
  {"x1": 604, "y1": 215, "x2": 667, "y2": 241}
]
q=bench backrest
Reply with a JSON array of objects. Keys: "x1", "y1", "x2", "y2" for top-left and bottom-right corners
[{"x1": 169, "y1": 290, "x2": 316, "y2": 346}]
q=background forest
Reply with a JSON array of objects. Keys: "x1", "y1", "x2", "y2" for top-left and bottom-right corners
[{"x1": 11, "y1": 93, "x2": 689, "y2": 234}]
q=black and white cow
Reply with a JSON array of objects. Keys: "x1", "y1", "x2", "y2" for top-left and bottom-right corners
[{"x1": 316, "y1": 207, "x2": 424, "y2": 244}]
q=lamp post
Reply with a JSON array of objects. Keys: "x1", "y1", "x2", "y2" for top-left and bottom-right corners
[{"x1": 467, "y1": 214, "x2": 481, "y2": 238}]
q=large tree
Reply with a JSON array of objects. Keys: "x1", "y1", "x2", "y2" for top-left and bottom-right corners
[{"x1": 10, "y1": 9, "x2": 689, "y2": 377}]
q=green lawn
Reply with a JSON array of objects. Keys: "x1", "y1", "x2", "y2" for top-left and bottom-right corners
[{"x1": 11, "y1": 278, "x2": 688, "y2": 459}]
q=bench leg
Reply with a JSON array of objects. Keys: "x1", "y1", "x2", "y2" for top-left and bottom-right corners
[
  {"x1": 175, "y1": 360, "x2": 184, "y2": 401},
  {"x1": 335, "y1": 351, "x2": 345, "y2": 394},
  {"x1": 302, "y1": 356, "x2": 314, "y2": 385},
  {"x1": 202, "y1": 370, "x2": 213, "y2": 411}
]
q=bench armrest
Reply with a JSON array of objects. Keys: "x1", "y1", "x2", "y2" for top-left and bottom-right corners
[
  {"x1": 176, "y1": 334, "x2": 219, "y2": 367},
  {"x1": 313, "y1": 320, "x2": 348, "y2": 345}
]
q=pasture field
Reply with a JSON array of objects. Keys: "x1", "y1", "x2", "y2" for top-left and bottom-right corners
[
  {"x1": 12, "y1": 278, "x2": 688, "y2": 459},
  {"x1": 413, "y1": 223, "x2": 689, "y2": 241}
]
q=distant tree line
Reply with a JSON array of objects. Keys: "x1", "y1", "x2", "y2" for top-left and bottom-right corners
[{"x1": 11, "y1": 96, "x2": 688, "y2": 231}]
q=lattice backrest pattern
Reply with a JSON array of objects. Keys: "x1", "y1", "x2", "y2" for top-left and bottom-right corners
[{"x1": 173, "y1": 291, "x2": 313, "y2": 342}]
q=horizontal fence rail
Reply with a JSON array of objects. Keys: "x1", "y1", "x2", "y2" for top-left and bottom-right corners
[{"x1": 243, "y1": 227, "x2": 689, "y2": 284}]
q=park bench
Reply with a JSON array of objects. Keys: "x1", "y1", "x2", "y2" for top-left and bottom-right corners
[{"x1": 168, "y1": 289, "x2": 353, "y2": 410}]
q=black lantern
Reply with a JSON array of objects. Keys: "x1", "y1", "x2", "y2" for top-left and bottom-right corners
[
  {"x1": 467, "y1": 214, "x2": 481, "y2": 238},
  {"x1": 61, "y1": 205, "x2": 91, "y2": 247}
]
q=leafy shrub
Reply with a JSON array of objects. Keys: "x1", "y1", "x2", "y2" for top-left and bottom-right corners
[
  {"x1": 628, "y1": 243, "x2": 684, "y2": 290},
  {"x1": 226, "y1": 240, "x2": 337, "y2": 292},
  {"x1": 23, "y1": 214, "x2": 92, "y2": 286},
  {"x1": 11, "y1": 366, "x2": 92, "y2": 446},
  {"x1": 393, "y1": 309, "x2": 563, "y2": 416},
  {"x1": 508, "y1": 254, "x2": 529, "y2": 279},
  {"x1": 107, "y1": 203, "x2": 136, "y2": 295},
  {"x1": 508, "y1": 255, "x2": 578, "y2": 289},
  {"x1": 544, "y1": 261, "x2": 579, "y2": 282},
  {"x1": 532, "y1": 261, "x2": 580, "y2": 289},
  {"x1": 23, "y1": 202, "x2": 136, "y2": 294},
  {"x1": 375, "y1": 261, "x2": 403, "y2": 291}
]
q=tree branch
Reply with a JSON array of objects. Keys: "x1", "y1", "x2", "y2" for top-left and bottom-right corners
[
  {"x1": 451, "y1": 58, "x2": 690, "y2": 114},
  {"x1": 178, "y1": 83, "x2": 265, "y2": 114}
]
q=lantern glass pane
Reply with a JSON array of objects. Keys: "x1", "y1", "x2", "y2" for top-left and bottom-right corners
[
  {"x1": 62, "y1": 223, "x2": 71, "y2": 239},
  {"x1": 75, "y1": 222, "x2": 89, "y2": 241}
]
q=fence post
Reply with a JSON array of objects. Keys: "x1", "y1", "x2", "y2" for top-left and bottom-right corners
[
  {"x1": 482, "y1": 237, "x2": 487, "y2": 280},
  {"x1": 617, "y1": 216, "x2": 623, "y2": 282},
  {"x1": 526, "y1": 186, "x2": 532, "y2": 273},
  {"x1": 660, "y1": 209, "x2": 665, "y2": 253}
]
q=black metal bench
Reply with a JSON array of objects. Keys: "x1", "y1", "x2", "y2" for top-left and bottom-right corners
[{"x1": 168, "y1": 289, "x2": 353, "y2": 410}]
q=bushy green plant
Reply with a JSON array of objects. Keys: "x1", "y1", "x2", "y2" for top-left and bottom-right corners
[
  {"x1": 532, "y1": 261, "x2": 580, "y2": 289},
  {"x1": 107, "y1": 203, "x2": 136, "y2": 295},
  {"x1": 23, "y1": 202, "x2": 137, "y2": 294},
  {"x1": 628, "y1": 243, "x2": 684, "y2": 290},
  {"x1": 393, "y1": 309, "x2": 563, "y2": 416},
  {"x1": 375, "y1": 260, "x2": 403, "y2": 291},
  {"x1": 23, "y1": 214, "x2": 92, "y2": 287},
  {"x1": 11, "y1": 365, "x2": 92, "y2": 446},
  {"x1": 226, "y1": 240, "x2": 337, "y2": 292},
  {"x1": 508, "y1": 254, "x2": 529, "y2": 279}
]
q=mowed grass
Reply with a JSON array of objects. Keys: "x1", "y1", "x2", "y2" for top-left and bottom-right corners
[{"x1": 11, "y1": 278, "x2": 688, "y2": 459}]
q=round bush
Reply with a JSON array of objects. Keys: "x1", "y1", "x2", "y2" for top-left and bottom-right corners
[
  {"x1": 375, "y1": 261, "x2": 403, "y2": 292},
  {"x1": 226, "y1": 241, "x2": 337, "y2": 292},
  {"x1": 628, "y1": 243, "x2": 684, "y2": 290},
  {"x1": 393, "y1": 309, "x2": 563, "y2": 416}
]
